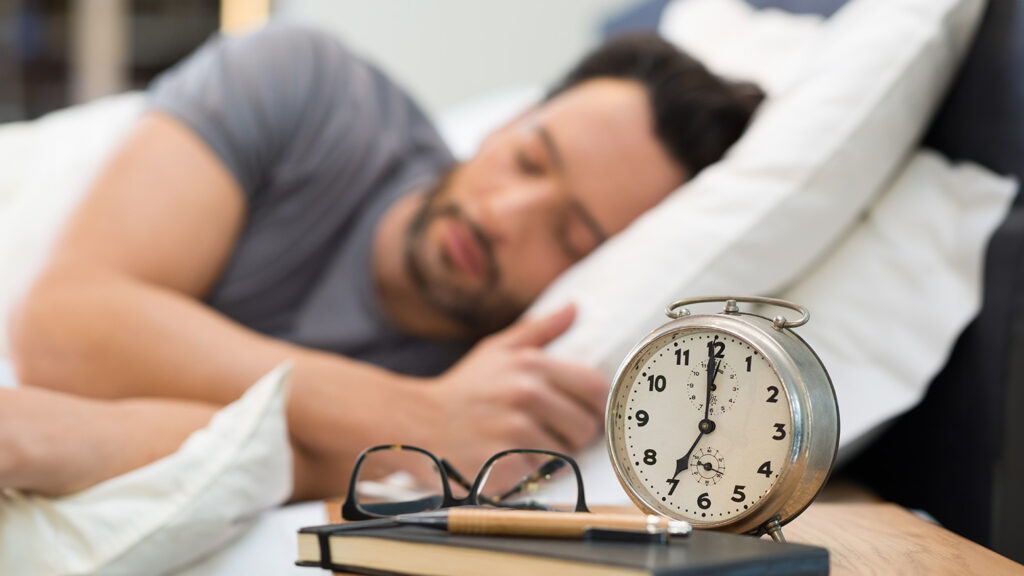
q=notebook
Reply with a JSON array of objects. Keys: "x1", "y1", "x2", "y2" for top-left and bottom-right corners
[{"x1": 296, "y1": 522, "x2": 829, "y2": 576}]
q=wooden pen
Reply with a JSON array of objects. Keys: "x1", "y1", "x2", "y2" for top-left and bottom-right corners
[{"x1": 394, "y1": 508, "x2": 692, "y2": 539}]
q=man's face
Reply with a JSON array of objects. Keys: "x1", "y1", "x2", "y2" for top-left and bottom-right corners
[{"x1": 406, "y1": 78, "x2": 687, "y2": 336}]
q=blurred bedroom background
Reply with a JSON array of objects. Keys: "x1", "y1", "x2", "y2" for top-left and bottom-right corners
[{"x1": 0, "y1": 0, "x2": 638, "y2": 122}]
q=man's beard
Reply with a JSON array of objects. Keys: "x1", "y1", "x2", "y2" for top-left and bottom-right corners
[{"x1": 403, "y1": 169, "x2": 521, "y2": 338}]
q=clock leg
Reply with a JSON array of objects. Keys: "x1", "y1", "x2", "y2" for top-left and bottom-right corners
[{"x1": 763, "y1": 516, "x2": 787, "y2": 543}]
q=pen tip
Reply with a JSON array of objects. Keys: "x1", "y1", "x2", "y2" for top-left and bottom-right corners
[{"x1": 667, "y1": 520, "x2": 692, "y2": 536}]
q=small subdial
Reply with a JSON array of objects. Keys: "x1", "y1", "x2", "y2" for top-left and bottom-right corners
[
  {"x1": 690, "y1": 447, "x2": 725, "y2": 485},
  {"x1": 686, "y1": 359, "x2": 740, "y2": 415}
]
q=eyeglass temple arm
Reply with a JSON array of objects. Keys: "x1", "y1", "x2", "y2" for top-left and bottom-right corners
[{"x1": 495, "y1": 458, "x2": 569, "y2": 502}]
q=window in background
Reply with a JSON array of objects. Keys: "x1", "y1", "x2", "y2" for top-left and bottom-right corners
[{"x1": 0, "y1": 0, "x2": 218, "y2": 122}]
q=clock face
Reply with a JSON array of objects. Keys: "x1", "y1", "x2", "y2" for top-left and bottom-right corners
[{"x1": 609, "y1": 328, "x2": 795, "y2": 525}]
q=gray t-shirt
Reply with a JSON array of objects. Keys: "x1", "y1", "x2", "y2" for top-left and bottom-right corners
[{"x1": 148, "y1": 24, "x2": 468, "y2": 376}]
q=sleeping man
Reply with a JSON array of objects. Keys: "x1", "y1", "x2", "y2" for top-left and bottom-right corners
[{"x1": 0, "y1": 25, "x2": 762, "y2": 501}]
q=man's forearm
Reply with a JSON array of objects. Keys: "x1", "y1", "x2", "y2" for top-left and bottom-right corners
[
  {"x1": 9, "y1": 264, "x2": 425, "y2": 499},
  {"x1": 11, "y1": 262, "x2": 415, "y2": 403},
  {"x1": 0, "y1": 387, "x2": 217, "y2": 496},
  {"x1": 11, "y1": 263, "x2": 298, "y2": 402}
]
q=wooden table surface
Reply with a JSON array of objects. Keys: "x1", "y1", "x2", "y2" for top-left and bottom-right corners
[
  {"x1": 324, "y1": 489, "x2": 1024, "y2": 575},
  {"x1": 781, "y1": 501, "x2": 1022, "y2": 575}
]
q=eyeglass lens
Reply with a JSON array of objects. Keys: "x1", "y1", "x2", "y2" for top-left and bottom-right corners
[
  {"x1": 476, "y1": 452, "x2": 578, "y2": 512},
  {"x1": 354, "y1": 448, "x2": 447, "y2": 515}
]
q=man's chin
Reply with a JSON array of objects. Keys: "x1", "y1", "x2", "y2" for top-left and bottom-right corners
[{"x1": 424, "y1": 289, "x2": 520, "y2": 338}]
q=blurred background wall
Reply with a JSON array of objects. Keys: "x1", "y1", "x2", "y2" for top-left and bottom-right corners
[
  {"x1": 273, "y1": 0, "x2": 635, "y2": 115},
  {"x1": 0, "y1": 0, "x2": 636, "y2": 122}
]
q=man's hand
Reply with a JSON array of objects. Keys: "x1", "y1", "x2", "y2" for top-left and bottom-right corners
[{"x1": 408, "y1": 304, "x2": 607, "y2": 483}]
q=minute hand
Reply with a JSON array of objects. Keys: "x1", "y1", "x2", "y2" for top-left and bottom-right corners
[
  {"x1": 673, "y1": 349, "x2": 720, "y2": 477},
  {"x1": 704, "y1": 352, "x2": 716, "y2": 421}
]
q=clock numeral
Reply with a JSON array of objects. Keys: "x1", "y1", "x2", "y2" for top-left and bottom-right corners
[
  {"x1": 675, "y1": 348, "x2": 689, "y2": 366},
  {"x1": 707, "y1": 340, "x2": 725, "y2": 359},
  {"x1": 772, "y1": 423, "x2": 787, "y2": 440},
  {"x1": 697, "y1": 492, "x2": 712, "y2": 510},
  {"x1": 766, "y1": 386, "x2": 779, "y2": 403},
  {"x1": 666, "y1": 478, "x2": 679, "y2": 496},
  {"x1": 635, "y1": 410, "x2": 649, "y2": 427},
  {"x1": 647, "y1": 374, "x2": 667, "y2": 392},
  {"x1": 758, "y1": 461, "x2": 773, "y2": 478},
  {"x1": 745, "y1": 355, "x2": 752, "y2": 372},
  {"x1": 643, "y1": 449, "x2": 658, "y2": 465},
  {"x1": 731, "y1": 485, "x2": 746, "y2": 503}
]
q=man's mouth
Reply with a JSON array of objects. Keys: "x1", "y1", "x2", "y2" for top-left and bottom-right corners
[{"x1": 442, "y1": 217, "x2": 487, "y2": 281}]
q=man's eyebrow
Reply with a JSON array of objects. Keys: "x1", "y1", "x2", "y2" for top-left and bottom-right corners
[
  {"x1": 568, "y1": 196, "x2": 608, "y2": 245},
  {"x1": 536, "y1": 125, "x2": 609, "y2": 244},
  {"x1": 536, "y1": 125, "x2": 565, "y2": 173}
]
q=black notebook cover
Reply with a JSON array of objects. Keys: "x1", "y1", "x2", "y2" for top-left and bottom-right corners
[{"x1": 298, "y1": 522, "x2": 829, "y2": 576}]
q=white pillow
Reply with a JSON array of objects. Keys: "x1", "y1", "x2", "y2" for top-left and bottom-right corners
[
  {"x1": 516, "y1": 0, "x2": 993, "y2": 501},
  {"x1": 530, "y1": 0, "x2": 984, "y2": 376},
  {"x1": 785, "y1": 152, "x2": 1016, "y2": 460},
  {"x1": 659, "y1": 0, "x2": 826, "y2": 94},
  {"x1": 0, "y1": 92, "x2": 146, "y2": 358},
  {"x1": 544, "y1": 148, "x2": 1015, "y2": 504},
  {"x1": 0, "y1": 363, "x2": 293, "y2": 576}
]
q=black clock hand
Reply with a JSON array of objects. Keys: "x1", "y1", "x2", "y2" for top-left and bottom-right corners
[
  {"x1": 674, "y1": 347, "x2": 721, "y2": 478},
  {"x1": 704, "y1": 351, "x2": 716, "y2": 421},
  {"x1": 674, "y1": 432, "x2": 703, "y2": 478},
  {"x1": 697, "y1": 460, "x2": 723, "y2": 474}
]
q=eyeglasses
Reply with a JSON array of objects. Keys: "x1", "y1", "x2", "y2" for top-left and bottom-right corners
[{"x1": 341, "y1": 445, "x2": 590, "y2": 521}]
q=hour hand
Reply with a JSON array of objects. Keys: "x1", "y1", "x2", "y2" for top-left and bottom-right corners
[
  {"x1": 673, "y1": 455, "x2": 689, "y2": 479},
  {"x1": 674, "y1": 431, "x2": 703, "y2": 478}
]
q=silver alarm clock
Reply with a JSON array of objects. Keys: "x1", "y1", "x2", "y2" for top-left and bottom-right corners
[{"x1": 606, "y1": 296, "x2": 839, "y2": 541}]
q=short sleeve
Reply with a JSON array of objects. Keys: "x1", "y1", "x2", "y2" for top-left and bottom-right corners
[{"x1": 147, "y1": 24, "x2": 354, "y2": 199}]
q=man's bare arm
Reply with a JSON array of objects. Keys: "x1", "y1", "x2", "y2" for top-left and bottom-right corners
[
  {"x1": 0, "y1": 386, "x2": 216, "y2": 496},
  {"x1": 8, "y1": 113, "x2": 608, "y2": 501}
]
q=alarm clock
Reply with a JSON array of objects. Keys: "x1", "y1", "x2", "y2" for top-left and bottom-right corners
[{"x1": 605, "y1": 296, "x2": 839, "y2": 541}]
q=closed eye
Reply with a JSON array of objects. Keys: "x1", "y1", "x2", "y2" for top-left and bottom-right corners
[
  {"x1": 557, "y1": 229, "x2": 584, "y2": 262},
  {"x1": 516, "y1": 150, "x2": 545, "y2": 176},
  {"x1": 555, "y1": 213, "x2": 590, "y2": 263}
]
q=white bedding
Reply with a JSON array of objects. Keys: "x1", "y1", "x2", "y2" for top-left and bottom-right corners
[{"x1": 171, "y1": 502, "x2": 325, "y2": 576}]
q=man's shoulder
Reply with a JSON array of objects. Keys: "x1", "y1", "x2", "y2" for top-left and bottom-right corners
[{"x1": 233, "y1": 21, "x2": 357, "y2": 67}]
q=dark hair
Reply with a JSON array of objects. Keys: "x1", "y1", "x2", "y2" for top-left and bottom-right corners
[{"x1": 548, "y1": 33, "x2": 764, "y2": 177}]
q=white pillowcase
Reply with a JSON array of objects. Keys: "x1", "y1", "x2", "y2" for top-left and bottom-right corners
[
  {"x1": 659, "y1": 0, "x2": 826, "y2": 94},
  {"x1": 510, "y1": 0, "x2": 998, "y2": 501},
  {"x1": 785, "y1": 152, "x2": 1016, "y2": 459},
  {"x1": 0, "y1": 364, "x2": 293, "y2": 576},
  {"x1": 530, "y1": 0, "x2": 984, "y2": 377},
  {"x1": 576, "y1": 149, "x2": 1014, "y2": 502}
]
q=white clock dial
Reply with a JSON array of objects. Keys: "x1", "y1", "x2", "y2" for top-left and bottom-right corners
[{"x1": 610, "y1": 328, "x2": 795, "y2": 525}]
